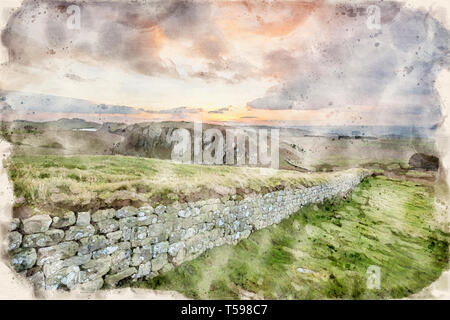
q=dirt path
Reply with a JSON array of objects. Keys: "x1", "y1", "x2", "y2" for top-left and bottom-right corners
[
  {"x1": 0, "y1": 140, "x2": 186, "y2": 300},
  {"x1": 407, "y1": 271, "x2": 449, "y2": 299}
]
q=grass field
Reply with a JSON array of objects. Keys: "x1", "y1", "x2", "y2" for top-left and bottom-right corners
[
  {"x1": 6, "y1": 155, "x2": 365, "y2": 214},
  {"x1": 125, "y1": 176, "x2": 449, "y2": 299}
]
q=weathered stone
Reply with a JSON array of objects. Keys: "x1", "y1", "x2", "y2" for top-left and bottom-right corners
[
  {"x1": 21, "y1": 215, "x2": 52, "y2": 234},
  {"x1": 131, "y1": 245, "x2": 153, "y2": 267},
  {"x1": 154, "y1": 205, "x2": 166, "y2": 216},
  {"x1": 73, "y1": 277, "x2": 104, "y2": 291},
  {"x1": 147, "y1": 223, "x2": 167, "y2": 241},
  {"x1": 182, "y1": 227, "x2": 197, "y2": 240},
  {"x1": 52, "y1": 211, "x2": 76, "y2": 228},
  {"x1": 132, "y1": 226, "x2": 147, "y2": 241},
  {"x1": 8, "y1": 231, "x2": 22, "y2": 251},
  {"x1": 43, "y1": 260, "x2": 65, "y2": 277},
  {"x1": 106, "y1": 230, "x2": 123, "y2": 243},
  {"x1": 95, "y1": 218, "x2": 119, "y2": 234},
  {"x1": 105, "y1": 267, "x2": 137, "y2": 287},
  {"x1": 22, "y1": 229, "x2": 64, "y2": 248},
  {"x1": 131, "y1": 237, "x2": 152, "y2": 248},
  {"x1": 37, "y1": 241, "x2": 79, "y2": 266},
  {"x1": 10, "y1": 248, "x2": 37, "y2": 272},
  {"x1": 137, "y1": 206, "x2": 154, "y2": 216},
  {"x1": 135, "y1": 261, "x2": 151, "y2": 278},
  {"x1": 153, "y1": 241, "x2": 169, "y2": 257},
  {"x1": 151, "y1": 253, "x2": 168, "y2": 272},
  {"x1": 168, "y1": 242, "x2": 185, "y2": 257},
  {"x1": 45, "y1": 265, "x2": 80, "y2": 290},
  {"x1": 9, "y1": 218, "x2": 20, "y2": 231},
  {"x1": 171, "y1": 247, "x2": 186, "y2": 266},
  {"x1": 92, "y1": 242, "x2": 130, "y2": 259},
  {"x1": 116, "y1": 206, "x2": 138, "y2": 218},
  {"x1": 78, "y1": 235, "x2": 108, "y2": 254},
  {"x1": 136, "y1": 214, "x2": 158, "y2": 226},
  {"x1": 178, "y1": 208, "x2": 191, "y2": 218},
  {"x1": 65, "y1": 225, "x2": 95, "y2": 241},
  {"x1": 76, "y1": 212, "x2": 91, "y2": 226},
  {"x1": 42, "y1": 254, "x2": 91, "y2": 277},
  {"x1": 91, "y1": 209, "x2": 115, "y2": 222},
  {"x1": 110, "y1": 249, "x2": 132, "y2": 273},
  {"x1": 80, "y1": 256, "x2": 111, "y2": 283},
  {"x1": 28, "y1": 271, "x2": 45, "y2": 289},
  {"x1": 64, "y1": 254, "x2": 92, "y2": 267},
  {"x1": 119, "y1": 217, "x2": 138, "y2": 229}
]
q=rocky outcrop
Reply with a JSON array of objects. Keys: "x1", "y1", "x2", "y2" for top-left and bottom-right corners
[
  {"x1": 8, "y1": 170, "x2": 369, "y2": 291},
  {"x1": 408, "y1": 153, "x2": 439, "y2": 171}
]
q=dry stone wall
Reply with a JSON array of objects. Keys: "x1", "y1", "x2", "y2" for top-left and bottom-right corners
[{"x1": 8, "y1": 170, "x2": 370, "y2": 291}]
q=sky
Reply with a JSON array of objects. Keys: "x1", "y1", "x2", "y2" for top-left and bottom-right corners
[{"x1": 0, "y1": 0, "x2": 449, "y2": 126}]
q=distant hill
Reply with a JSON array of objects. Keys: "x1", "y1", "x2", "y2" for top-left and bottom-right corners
[
  {"x1": 0, "y1": 90, "x2": 140, "y2": 115},
  {"x1": 2, "y1": 118, "x2": 101, "y2": 131}
]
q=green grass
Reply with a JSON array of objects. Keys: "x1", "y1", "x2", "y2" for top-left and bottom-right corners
[
  {"x1": 125, "y1": 176, "x2": 449, "y2": 299},
  {"x1": 6, "y1": 155, "x2": 365, "y2": 214}
]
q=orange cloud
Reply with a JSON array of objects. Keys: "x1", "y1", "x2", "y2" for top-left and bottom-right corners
[{"x1": 218, "y1": 1, "x2": 323, "y2": 37}]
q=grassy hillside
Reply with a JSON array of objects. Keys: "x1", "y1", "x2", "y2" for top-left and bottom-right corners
[
  {"x1": 6, "y1": 155, "x2": 365, "y2": 215},
  {"x1": 127, "y1": 176, "x2": 449, "y2": 299}
]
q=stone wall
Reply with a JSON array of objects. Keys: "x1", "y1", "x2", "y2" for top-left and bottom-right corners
[{"x1": 8, "y1": 170, "x2": 370, "y2": 291}]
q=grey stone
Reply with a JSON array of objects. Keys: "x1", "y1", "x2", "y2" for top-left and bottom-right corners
[
  {"x1": 9, "y1": 218, "x2": 20, "y2": 232},
  {"x1": 132, "y1": 226, "x2": 147, "y2": 241},
  {"x1": 8, "y1": 231, "x2": 22, "y2": 251},
  {"x1": 154, "y1": 205, "x2": 166, "y2": 216},
  {"x1": 135, "y1": 261, "x2": 152, "y2": 278},
  {"x1": 136, "y1": 214, "x2": 158, "y2": 226},
  {"x1": 130, "y1": 245, "x2": 153, "y2": 267},
  {"x1": 73, "y1": 277, "x2": 104, "y2": 291},
  {"x1": 91, "y1": 209, "x2": 115, "y2": 222},
  {"x1": 105, "y1": 267, "x2": 137, "y2": 287},
  {"x1": 151, "y1": 253, "x2": 168, "y2": 272},
  {"x1": 178, "y1": 208, "x2": 191, "y2": 218},
  {"x1": 147, "y1": 223, "x2": 167, "y2": 241},
  {"x1": 65, "y1": 225, "x2": 95, "y2": 241},
  {"x1": 52, "y1": 211, "x2": 76, "y2": 228},
  {"x1": 116, "y1": 206, "x2": 138, "y2": 218},
  {"x1": 21, "y1": 215, "x2": 52, "y2": 234},
  {"x1": 22, "y1": 229, "x2": 64, "y2": 248},
  {"x1": 92, "y1": 242, "x2": 130, "y2": 259},
  {"x1": 10, "y1": 248, "x2": 37, "y2": 272},
  {"x1": 153, "y1": 241, "x2": 169, "y2": 257},
  {"x1": 45, "y1": 265, "x2": 80, "y2": 290},
  {"x1": 168, "y1": 242, "x2": 185, "y2": 257},
  {"x1": 95, "y1": 218, "x2": 119, "y2": 234},
  {"x1": 37, "y1": 241, "x2": 79, "y2": 266},
  {"x1": 28, "y1": 271, "x2": 45, "y2": 290},
  {"x1": 78, "y1": 235, "x2": 108, "y2": 254},
  {"x1": 131, "y1": 237, "x2": 152, "y2": 248},
  {"x1": 110, "y1": 249, "x2": 132, "y2": 273},
  {"x1": 76, "y1": 212, "x2": 91, "y2": 226},
  {"x1": 182, "y1": 227, "x2": 197, "y2": 240},
  {"x1": 64, "y1": 254, "x2": 92, "y2": 267},
  {"x1": 137, "y1": 206, "x2": 154, "y2": 216},
  {"x1": 106, "y1": 230, "x2": 123, "y2": 243},
  {"x1": 80, "y1": 256, "x2": 111, "y2": 283},
  {"x1": 119, "y1": 217, "x2": 138, "y2": 229}
]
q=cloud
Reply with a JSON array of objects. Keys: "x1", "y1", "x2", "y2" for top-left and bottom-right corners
[
  {"x1": 208, "y1": 106, "x2": 232, "y2": 114},
  {"x1": 247, "y1": 4, "x2": 449, "y2": 125},
  {"x1": 142, "y1": 106, "x2": 202, "y2": 114}
]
